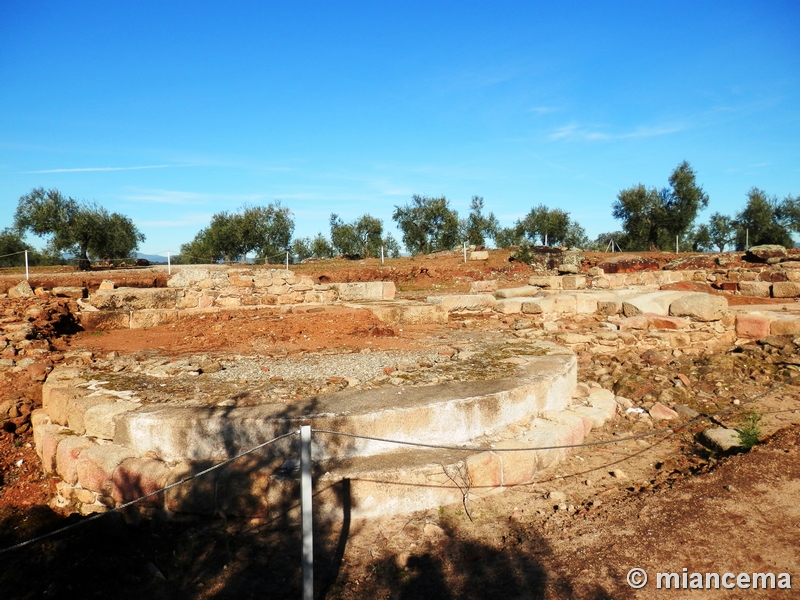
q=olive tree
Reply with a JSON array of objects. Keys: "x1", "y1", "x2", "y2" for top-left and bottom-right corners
[{"x1": 14, "y1": 188, "x2": 144, "y2": 270}]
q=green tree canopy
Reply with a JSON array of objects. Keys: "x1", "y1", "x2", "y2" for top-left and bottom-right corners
[
  {"x1": 392, "y1": 195, "x2": 460, "y2": 255},
  {"x1": 179, "y1": 201, "x2": 294, "y2": 264},
  {"x1": 612, "y1": 161, "x2": 709, "y2": 250},
  {"x1": 707, "y1": 213, "x2": 736, "y2": 252},
  {"x1": 463, "y1": 196, "x2": 499, "y2": 247},
  {"x1": 14, "y1": 187, "x2": 144, "y2": 270},
  {"x1": 734, "y1": 188, "x2": 794, "y2": 249}
]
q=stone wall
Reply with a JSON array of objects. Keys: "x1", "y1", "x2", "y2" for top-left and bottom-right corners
[{"x1": 80, "y1": 267, "x2": 396, "y2": 330}]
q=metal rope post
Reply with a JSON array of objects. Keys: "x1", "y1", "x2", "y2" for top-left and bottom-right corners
[
  {"x1": 300, "y1": 425, "x2": 313, "y2": 600},
  {"x1": 24, "y1": 251, "x2": 29, "y2": 280}
]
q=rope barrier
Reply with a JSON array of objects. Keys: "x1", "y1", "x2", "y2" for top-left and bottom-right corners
[{"x1": 0, "y1": 430, "x2": 298, "y2": 555}]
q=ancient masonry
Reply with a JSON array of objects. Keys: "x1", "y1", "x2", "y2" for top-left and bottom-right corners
[{"x1": 21, "y1": 248, "x2": 800, "y2": 520}]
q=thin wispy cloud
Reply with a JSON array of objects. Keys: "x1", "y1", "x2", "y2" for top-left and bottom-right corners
[
  {"x1": 123, "y1": 189, "x2": 265, "y2": 205},
  {"x1": 549, "y1": 122, "x2": 684, "y2": 142},
  {"x1": 24, "y1": 164, "x2": 191, "y2": 174}
]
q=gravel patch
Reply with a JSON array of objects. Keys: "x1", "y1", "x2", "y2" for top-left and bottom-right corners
[{"x1": 210, "y1": 349, "x2": 443, "y2": 384}]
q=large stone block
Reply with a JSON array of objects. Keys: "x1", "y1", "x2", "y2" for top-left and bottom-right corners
[
  {"x1": 435, "y1": 294, "x2": 496, "y2": 312},
  {"x1": 621, "y1": 291, "x2": 691, "y2": 317},
  {"x1": 129, "y1": 309, "x2": 178, "y2": 329},
  {"x1": 79, "y1": 310, "x2": 131, "y2": 331},
  {"x1": 83, "y1": 400, "x2": 140, "y2": 440},
  {"x1": 76, "y1": 444, "x2": 138, "y2": 494},
  {"x1": 738, "y1": 281, "x2": 772, "y2": 298},
  {"x1": 494, "y1": 440, "x2": 538, "y2": 486},
  {"x1": 42, "y1": 369, "x2": 91, "y2": 426},
  {"x1": 56, "y1": 436, "x2": 96, "y2": 484},
  {"x1": 669, "y1": 293, "x2": 728, "y2": 322},
  {"x1": 90, "y1": 288, "x2": 179, "y2": 310},
  {"x1": 772, "y1": 282, "x2": 800, "y2": 298},
  {"x1": 496, "y1": 286, "x2": 541, "y2": 299},
  {"x1": 770, "y1": 316, "x2": 800, "y2": 336},
  {"x1": 111, "y1": 457, "x2": 171, "y2": 507},
  {"x1": 561, "y1": 275, "x2": 586, "y2": 290},
  {"x1": 8, "y1": 280, "x2": 34, "y2": 298},
  {"x1": 735, "y1": 313, "x2": 772, "y2": 339},
  {"x1": 334, "y1": 282, "x2": 396, "y2": 301},
  {"x1": 465, "y1": 451, "x2": 502, "y2": 488},
  {"x1": 528, "y1": 276, "x2": 562, "y2": 289},
  {"x1": 167, "y1": 268, "x2": 231, "y2": 288}
]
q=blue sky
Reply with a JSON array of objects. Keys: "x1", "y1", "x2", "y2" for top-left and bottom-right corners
[{"x1": 1, "y1": 1, "x2": 798, "y2": 256}]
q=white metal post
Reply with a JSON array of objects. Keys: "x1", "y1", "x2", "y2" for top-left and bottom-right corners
[
  {"x1": 381, "y1": 246, "x2": 384, "y2": 265},
  {"x1": 463, "y1": 242, "x2": 467, "y2": 263},
  {"x1": 24, "y1": 250, "x2": 29, "y2": 280},
  {"x1": 676, "y1": 235, "x2": 679, "y2": 253},
  {"x1": 167, "y1": 252, "x2": 171, "y2": 275},
  {"x1": 300, "y1": 425, "x2": 313, "y2": 600},
  {"x1": 286, "y1": 251, "x2": 289, "y2": 271}
]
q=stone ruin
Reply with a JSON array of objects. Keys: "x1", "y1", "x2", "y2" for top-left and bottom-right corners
[{"x1": 18, "y1": 245, "x2": 800, "y2": 520}]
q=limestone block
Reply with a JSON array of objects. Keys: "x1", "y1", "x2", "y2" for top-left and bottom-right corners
[
  {"x1": 79, "y1": 310, "x2": 131, "y2": 331},
  {"x1": 8, "y1": 280, "x2": 34, "y2": 298},
  {"x1": 772, "y1": 282, "x2": 800, "y2": 298},
  {"x1": 590, "y1": 277, "x2": 612, "y2": 289},
  {"x1": 52, "y1": 286, "x2": 86, "y2": 299},
  {"x1": 99, "y1": 280, "x2": 115, "y2": 290},
  {"x1": 669, "y1": 293, "x2": 728, "y2": 322},
  {"x1": 496, "y1": 286, "x2": 541, "y2": 299},
  {"x1": 528, "y1": 276, "x2": 562, "y2": 289},
  {"x1": 436, "y1": 294, "x2": 496, "y2": 312},
  {"x1": 76, "y1": 444, "x2": 138, "y2": 494},
  {"x1": 111, "y1": 457, "x2": 171, "y2": 506},
  {"x1": 42, "y1": 372, "x2": 91, "y2": 426},
  {"x1": 469, "y1": 250, "x2": 489, "y2": 260},
  {"x1": 130, "y1": 309, "x2": 178, "y2": 329},
  {"x1": 735, "y1": 313, "x2": 772, "y2": 339},
  {"x1": 229, "y1": 275, "x2": 254, "y2": 287},
  {"x1": 645, "y1": 313, "x2": 690, "y2": 330},
  {"x1": 56, "y1": 436, "x2": 96, "y2": 484},
  {"x1": 597, "y1": 300, "x2": 622, "y2": 315},
  {"x1": 494, "y1": 298, "x2": 527, "y2": 314},
  {"x1": 469, "y1": 280, "x2": 498, "y2": 293},
  {"x1": 540, "y1": 410, "x2": 592, "y2": 438},
  {"x1": 526, "y1": 420, "x2": 577, "y2": 469},
  {"x1": 333, "y1": 282, "x2": 396, "y2": 301},
  {"x1": 167, "y1": 268, "x2": 230, "y2": 288},
  {"x1": 494, "y1": 440, "x2": 537, "y2": 486},
  {"x1": 67, "y1": 394, "x2": 117, "y2": 434},
  {"x1": 622, "y1": 291, "x2": 691, "y2": 317},
  {"x1": 561, "y1": 275, "x2": 586, "y2": 290},
  {"x1": 552, "y1": 294, "x2": 578, "y2": 314},
  {"x1": 215, "y1": 296, "x2": 242, "y2": 308},
  {"x1": 770, "y1": 316, "x2": 800, "y2": 336},
  {"x1": 521, "y1": 300, "x2": 543, "y2": 314},
  {"x1": 700, "y1": 427, "x2": 743, "y2": 452},
  {"x1": 91, "y1": 288, "x2": 179, "y2": 310},
  {"x1": 649, "y1": 402, "x2": 678, "y2": 420},
  {"x1": 738, "y1": 281, "x2": 772, "y2": 297},
  {"x1": 176, "y1": 291, "x2": 200, "y2": 309},
  {"x1": 465, "y1": 451, "x2": 502, "y2": 488},
  {"x1": 83, "y1": 400, "x2": 140, "y2": 440},
  {"x1": 165, "y1": 461, "x2": 219, "y2": 515},
  {"x1": 38, "y1": 424, "x2": 71, "y2": 474}
]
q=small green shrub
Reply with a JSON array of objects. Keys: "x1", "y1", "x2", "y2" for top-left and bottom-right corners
[{"x1": 737, "y1": 410, "x2": 763, "y2": 450}]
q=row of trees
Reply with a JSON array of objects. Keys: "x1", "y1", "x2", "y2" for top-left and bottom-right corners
[
  {"x1": 605, "y1": 161, "x2": 799, "y2": 252},
  {"x1": 5, "y1": 173, "x2": 797, "y2": 270}
]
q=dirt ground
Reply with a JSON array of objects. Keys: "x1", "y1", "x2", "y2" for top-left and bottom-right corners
[{"x1": 1, "y1": 253, "x2": 799, "y2": 599}]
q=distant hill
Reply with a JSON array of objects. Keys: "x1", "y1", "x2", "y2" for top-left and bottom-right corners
[{"x1": 136, "y1": 252, "x2": 169, "y2": 264}]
